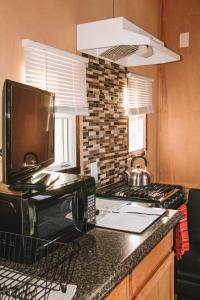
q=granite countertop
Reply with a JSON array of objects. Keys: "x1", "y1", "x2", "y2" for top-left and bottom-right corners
[{"x1": 71, "y1": 209, "x2": 181, "y2": 300}]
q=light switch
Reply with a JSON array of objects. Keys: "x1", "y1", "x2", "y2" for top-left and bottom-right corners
[
  {"x1": 180, "y1": 32, "x2": 189, "y2": 48},
  {"x1": 90, "y1": 161, "x2": 98, "y2": 181}
]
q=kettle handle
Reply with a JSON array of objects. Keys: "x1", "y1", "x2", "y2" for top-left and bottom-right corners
[
  {"x1": 131, "y1": 156, "x2": 147, "y2": 168},
  {"x1": 23, "y1": 151, "x2": 39, "y2": 164}
]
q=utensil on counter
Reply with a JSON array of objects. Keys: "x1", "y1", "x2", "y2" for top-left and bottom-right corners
[{"x1": 123, "y1": 156, "x2": 151, "y2": 187}]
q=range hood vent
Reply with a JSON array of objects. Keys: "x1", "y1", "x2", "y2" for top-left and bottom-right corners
[
  {"x1": 77, "y1": 17, "x2": 180, "y2": 67},
  {"x1": 101, "y1": 45, "x2": 139, "y2": 61}
]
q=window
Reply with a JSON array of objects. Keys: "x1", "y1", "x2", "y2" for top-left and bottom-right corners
[
  {"x1": 22, "y1": 39, "x2": 88, "y2": 167},
  {"x1": 127, "y1": 73, "x2": 153, "y2": 153},
  {"x1": 129, "y1": 114, "x2": 146, "y2": 152}
]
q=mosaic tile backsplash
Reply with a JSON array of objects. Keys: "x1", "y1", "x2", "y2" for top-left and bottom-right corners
[{"x1": 83, "y1": 55, "x2": 128, "y2": 187}]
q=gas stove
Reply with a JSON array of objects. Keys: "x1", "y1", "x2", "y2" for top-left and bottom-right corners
[{"x1": 96, "y1": 182, "x2": 185, "y2": 209}]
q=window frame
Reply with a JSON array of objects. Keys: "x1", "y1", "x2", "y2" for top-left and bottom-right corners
[
  {"x1": 51, "y1": 115, "x2": 80, "y2": 173},
  {"x1": 54, "y1": 114, "x2": 76, "y2": 167}
]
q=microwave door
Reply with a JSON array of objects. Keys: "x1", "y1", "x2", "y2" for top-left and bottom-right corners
[
  {"x1": 35, "y1": 194, "x2": 73, "y2": 239},
  {"x1": 35, "y1": 191, "x2": 85, "y2": 240}
]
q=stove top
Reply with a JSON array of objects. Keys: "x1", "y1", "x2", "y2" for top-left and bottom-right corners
[{"x1": 96, "y1": 182, "x2": 185, "y2": 209}]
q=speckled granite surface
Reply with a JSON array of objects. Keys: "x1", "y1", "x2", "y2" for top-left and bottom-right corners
[{"x1": 71, "y1": 209, "x2": 181, "y2": 300}]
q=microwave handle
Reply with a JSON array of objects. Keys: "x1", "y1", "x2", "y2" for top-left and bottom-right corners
[
  {"x1": 72, "y1": 191, "x2": 78, "y2": 222},
  {"x1": 72, "y1": 191, "x2": 84, "y2": 232}
]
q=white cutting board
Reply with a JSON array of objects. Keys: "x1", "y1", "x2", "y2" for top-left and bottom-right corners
[
  {"x1": 96, "y1": 200, "x2": 166, "y2": 234},
  {"x1": 96, "y1": 212, "x2": 161, "y2": 233}
]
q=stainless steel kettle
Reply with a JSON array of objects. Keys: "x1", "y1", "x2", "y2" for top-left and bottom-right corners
[{"x1": 123, "y1": 156, "x2": 151, "y2": 187}]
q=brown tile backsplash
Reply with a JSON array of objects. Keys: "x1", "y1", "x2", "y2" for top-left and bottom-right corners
[{"x1": 82, "y1": 55, "x2": 128, "y2": 187}]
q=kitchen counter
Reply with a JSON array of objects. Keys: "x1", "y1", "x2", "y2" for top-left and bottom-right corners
[{"x1": 71, "y1": 209, "x2": 181, "y2": 300}]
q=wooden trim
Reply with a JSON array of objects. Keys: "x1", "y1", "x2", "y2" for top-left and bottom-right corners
[
  {"x1": 76, "y1": 116, "x2": 80, "y2": 169},
  {"x1": 145, "y1": 114, "x2": 148, "y2": 151},
  {"x1": 127, "y1": 116, "x2": 130, "y2": 153},
  {"x1": 60, "y1": 166, "x2": 81, "y2": 174},
  {"x1": 79, "y1": 116, "x2": 84, "y2": 175}
]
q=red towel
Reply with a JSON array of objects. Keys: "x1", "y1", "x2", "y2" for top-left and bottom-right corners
[{"x1": 175, "y1": 204, "x2": 190, "y2": 260}]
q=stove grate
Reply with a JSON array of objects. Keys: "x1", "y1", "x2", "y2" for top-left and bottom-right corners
[{"x1": 97, "y1": 182, "x2": 183, "y2": 203}]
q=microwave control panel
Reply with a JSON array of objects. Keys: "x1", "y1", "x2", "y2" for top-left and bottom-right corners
[{"x1": 87, "y1": 194, "x2": 96, "y2": 224}]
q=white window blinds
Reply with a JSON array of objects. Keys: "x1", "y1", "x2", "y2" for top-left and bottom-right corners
[
  {"x1": 127, "y1": 73, "x2": 154, "y2": 116},
  {"x1": 22, "y1": 39, "x2": 89, "y2": 115}
]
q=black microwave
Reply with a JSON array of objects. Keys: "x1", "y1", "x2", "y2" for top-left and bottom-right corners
[{"x1": 0, "y1": 173, "x2": 96, "y2": 242}]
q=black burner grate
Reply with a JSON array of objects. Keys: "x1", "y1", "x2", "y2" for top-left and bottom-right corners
[{"x1": 97, "y1": 182, "x2": 184, "y2": 204}]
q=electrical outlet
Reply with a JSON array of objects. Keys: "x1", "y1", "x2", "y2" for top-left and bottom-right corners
[
  {"x1": 90, "y1": 162, "x2": 98, "y2": 181},
  {"x1": 180, "y1": 32, "x2": 189, "y2": 48}
]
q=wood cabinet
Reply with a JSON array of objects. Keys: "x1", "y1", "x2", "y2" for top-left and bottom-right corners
[
  {"x1": 105, "y1": 230, "x2": 174, "y2": 300},
  {"x1": 135, "y1": 252, "x2": 174, "y2": 300},
  {"x1": 105, "y1": 276, "x2": 129, "y2": 300}
]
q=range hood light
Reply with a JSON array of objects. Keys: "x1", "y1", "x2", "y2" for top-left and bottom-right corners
[{"x1": 136, "y1": 45, "x2": 154, "y2": 58}]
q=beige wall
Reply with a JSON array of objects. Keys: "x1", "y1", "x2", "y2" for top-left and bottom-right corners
[
  {"x1": 0, "y1": 0, "x2": 115, "y2": 95},
  {"x1": 157, "y1": 0, "x2": 200, "y2": 188},
  {"x1": 0, "y1": 0, "x2": 161, "y2": 181}
]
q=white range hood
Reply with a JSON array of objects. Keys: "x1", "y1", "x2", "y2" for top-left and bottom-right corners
[{"x1": 77, "y1": 17, "x2": 180, "y2": 67}]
